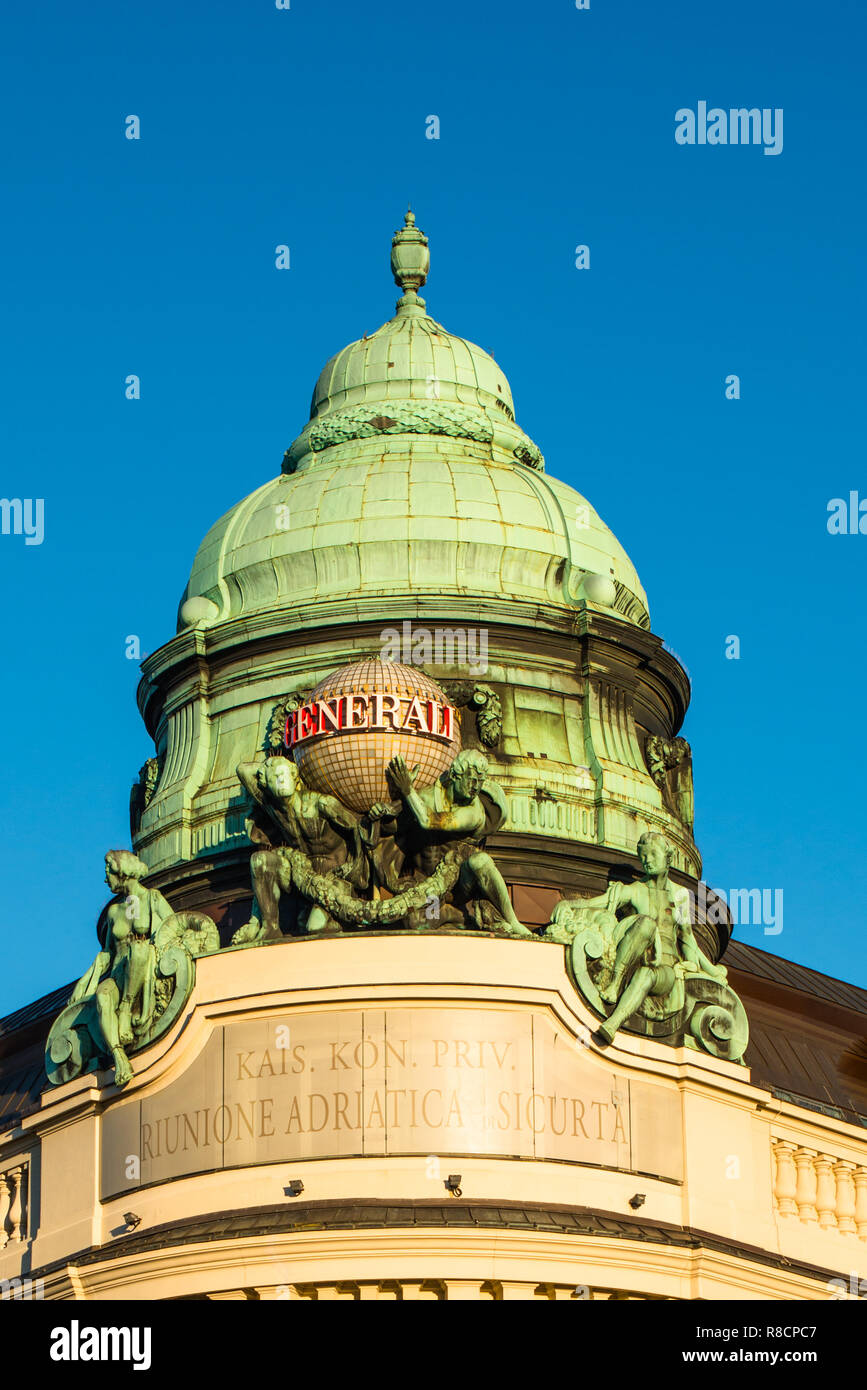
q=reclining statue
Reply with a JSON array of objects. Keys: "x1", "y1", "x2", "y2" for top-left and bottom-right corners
[
  {"x1": 547, "y1": 831, "x2": 747, "y2": 1060},
  {"x1": 66, "y1": 851, "x2": 173, "y2": 1085},
  {"x1": 46, "y1": 851, "x2": 219, "y2": 1088}
]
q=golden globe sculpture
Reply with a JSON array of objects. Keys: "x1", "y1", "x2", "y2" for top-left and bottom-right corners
[{"x1": 286, "y1": 658, "x2": 461, "y2": 813}]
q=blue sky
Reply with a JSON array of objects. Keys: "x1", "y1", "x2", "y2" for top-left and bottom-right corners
[{"x1": 1, "y1": 0, "x2": 864, "y2": 1013}]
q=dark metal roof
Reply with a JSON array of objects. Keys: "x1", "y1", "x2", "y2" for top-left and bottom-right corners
[
  {"x1": 725, "y1": 940, "x2": 867, "y2": 1015},
  {"x1": 0, "y1": 1058, "x2": 45, "y2": 1129},
  {"x1": 0, "y1": 982, "x2": 74, "y2": 1041},
  {"x1": 723, "y1": 940, "x2": 867, "y2": 1125},
  {"x1": 29, "y1": 1199, "x2": 849, "y2": 1288}
]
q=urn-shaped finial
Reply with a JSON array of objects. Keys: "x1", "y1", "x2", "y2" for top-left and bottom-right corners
[{"x1": 390, "y1": 207, "x2": 430, "y2": 301}]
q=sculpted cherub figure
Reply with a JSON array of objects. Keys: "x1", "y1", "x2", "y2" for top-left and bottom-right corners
[
  {"x1": 233, "y1": 757, "x2": 368, "y2": 941},
  {"x1": 370, "y1": 749, "x2": 532, "y2": 936},
  {"x1": 69, "y1": 851, "x2": 174, "y2": 1086},
  {"x1": 550, "y1": 830, "x2": 726, "y2": 1044}
]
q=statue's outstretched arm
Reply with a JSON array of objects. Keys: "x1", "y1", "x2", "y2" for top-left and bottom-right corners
[
  {"x1": 588, "y1": 882, "x2": 626, "y2": 912},
  {"x1": 385, "y1": 756, "x2": 438, "y2": 830},
  {"x1": 551, "y1": 880, "x2": 624, "y2": 928}
]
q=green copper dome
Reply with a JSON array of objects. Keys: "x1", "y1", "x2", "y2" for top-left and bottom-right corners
[{"x1": 179, "y1": 212, "x2": 650, "y2": 632}]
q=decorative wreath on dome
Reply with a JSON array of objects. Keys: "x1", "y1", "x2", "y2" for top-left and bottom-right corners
[{"x1": 282, "y1": 403, "x2": 544, "y2": 473}]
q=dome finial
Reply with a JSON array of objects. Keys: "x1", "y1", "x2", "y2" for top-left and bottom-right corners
[{"x1": 391, "y1": 208, "x2": 429, "y2": 313}]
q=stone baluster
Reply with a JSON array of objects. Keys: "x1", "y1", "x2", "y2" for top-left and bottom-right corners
[
  {"x1": 793, "y1": 1148, "x2": 818, "y2": 1223},
  {"x1": 772, "y1": 1140, "x2": 798, "y2": 1217},
  {"x1": 8, "y1": 1169, "x2": 24, "y2": 1244},
  {"x1": 815, "y1": 1154, "x2": 838, "y2": 1230},
  {"x1": 854, "y1": 1167, "x2": 867, "y2": 1241},
  {"x1": 833, "y1": 1161, "x2": 857, "y2": 1236},
  {"x1": 0, "y1": 1173, "x2": 9, "y2": 1249},
  {"x1": 0, "y1": 1165, "x2": 26, "y2": 1244}
]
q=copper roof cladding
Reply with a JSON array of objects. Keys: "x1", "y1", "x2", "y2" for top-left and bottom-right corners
[{"x1": 0, "y1": 946, "x2": 865, "y2": 1132}]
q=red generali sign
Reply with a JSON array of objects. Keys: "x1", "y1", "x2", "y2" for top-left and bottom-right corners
[{"x1": 286, "y1": 692, "x2": 457, "y2": 750}]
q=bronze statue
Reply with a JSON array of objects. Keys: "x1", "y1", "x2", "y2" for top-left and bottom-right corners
[
  {"x1": 548, "y1": 831, "x2": 745, "y2": 1058},
  {"x1": 66, "y1": 852, "x2": 172, "y2": 1084},
  {"x1": 230, "y1": 749, "x2": 530, "y2": 938},
  {"x1": 233, "y1": 757, "x2": 369, "y2": 942},
  {"x1": 369, "y1": 749, "x2": 532, "y2": 936},
  {"x1": 47, "y1": 853, "x2": 219, "y2": 1089}
]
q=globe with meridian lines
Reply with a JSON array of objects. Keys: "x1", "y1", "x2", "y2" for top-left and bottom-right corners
[{"x1": 290, "y1": 659, "x2": 461, "y2": 813}]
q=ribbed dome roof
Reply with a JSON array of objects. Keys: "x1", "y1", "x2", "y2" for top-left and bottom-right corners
[
  {"x1": 180, "y1": 443, "x2": 649, "y2": 630},
  {"x1": 310, "y1": 298, "x2": 515, "y2": 419}
]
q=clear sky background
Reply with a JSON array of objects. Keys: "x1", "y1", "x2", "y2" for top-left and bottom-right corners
[{"x1": 1, "y1": 0, "x2": 864, "y2": 1014}]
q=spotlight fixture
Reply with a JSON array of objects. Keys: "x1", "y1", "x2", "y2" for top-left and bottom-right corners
[
  {"x1": 629, "y1": 1193, "x2": 646, "y2": 1210},
  {"x1": 123, "y1": 1211, "x2": 142, "y2": 1230},
  {"x1": 445, "y1": 1174, "x2": 462, "y2": 1196},
  {"x1": 285, "y1": 1180, "x2": 304, "y2": 1197}
]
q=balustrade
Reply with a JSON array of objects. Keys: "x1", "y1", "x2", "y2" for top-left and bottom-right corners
[{"x1": 773, "y1": 1138, "x2": 866, "y2": 1239}]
